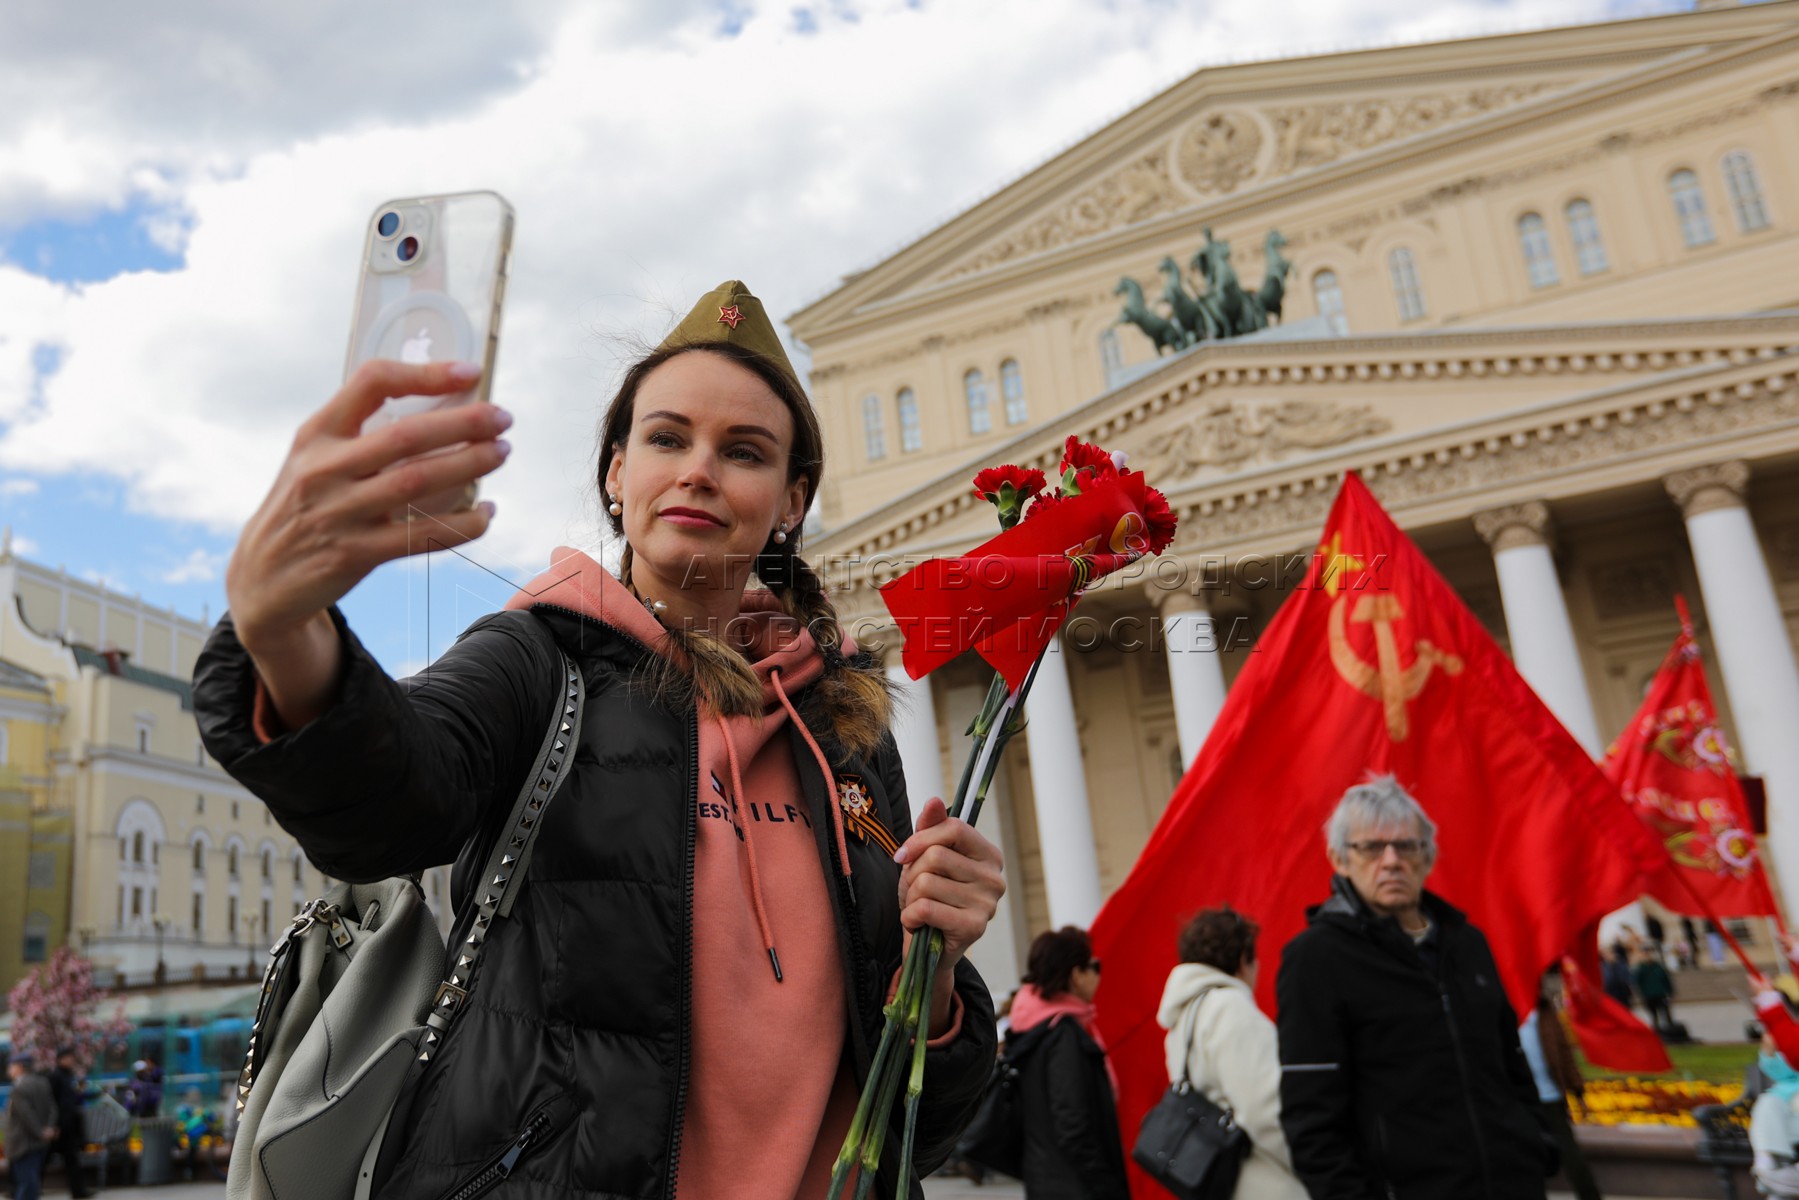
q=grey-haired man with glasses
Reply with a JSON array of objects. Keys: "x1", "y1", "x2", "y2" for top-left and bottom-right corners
[{"x1": 1276, "y1": 777, "x2": 1555, "y2": 1200}]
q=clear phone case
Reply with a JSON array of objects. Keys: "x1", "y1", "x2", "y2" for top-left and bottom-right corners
[{"x1": 348, "y1": 190, "x2": 514, "y2": 515}]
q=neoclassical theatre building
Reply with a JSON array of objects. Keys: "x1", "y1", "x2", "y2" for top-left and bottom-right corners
[{"x1": 787, "y1": 0, "x2": 1799, "y2": 995}]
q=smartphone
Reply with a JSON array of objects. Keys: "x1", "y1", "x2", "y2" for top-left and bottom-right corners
[{"x1": 347, "y1": 190, "x2": 514, "y2": 518}]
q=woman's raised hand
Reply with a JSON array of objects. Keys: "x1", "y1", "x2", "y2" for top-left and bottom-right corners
[{"x1": 224, "y1": 360, "x2": 511, "y2": 726}]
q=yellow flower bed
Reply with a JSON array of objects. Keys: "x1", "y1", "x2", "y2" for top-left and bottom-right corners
[{"x1": 1575, "y1": 1078, "x2": 1744, "y2": 1127}]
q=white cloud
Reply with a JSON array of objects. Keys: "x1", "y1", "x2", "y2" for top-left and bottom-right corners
[
  {"x1": 0, "y1": 0, "x2": 1681, "y2": 578},
  {"x1": 0, "y1": 478, "x2": 39, "y2": 496},
  {"x1": 11, "y1": 533, "x2": 38, "y2": 557},
  {"x1": 157, "y1": 547, "x2": 222, "y2": 584}
]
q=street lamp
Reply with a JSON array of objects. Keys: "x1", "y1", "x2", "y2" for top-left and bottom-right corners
[{"x1": 151, "y1": 914, "x2": 170, "y2": 989}]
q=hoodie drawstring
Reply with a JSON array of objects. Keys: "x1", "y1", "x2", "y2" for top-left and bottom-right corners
[
  {"x1": 770, "y1": 669, "x2": 855, "y2": 887},
  {"x1": 716, "y1": 713, "x2": 783, "y2": 983}
]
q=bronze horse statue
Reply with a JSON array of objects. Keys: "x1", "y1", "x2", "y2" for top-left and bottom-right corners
[
  {"x1": 1191, "y1": 227, "x2": 1267, "y2": 338},
  {"x1": 1158, "y1": 256, "x2": 1220, "y2": 343},
  {"x1": 1257, "y1": 230, "x2": 1293, "y2": 325},
  {"x1": 1115, "y1": 276, "x2": 1191, "y2": 355}
]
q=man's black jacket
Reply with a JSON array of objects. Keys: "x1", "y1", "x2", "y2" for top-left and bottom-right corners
[
  {"x1": 1276, "y1": 876, "x2": 1549, "y2": 1200},
  {"x1": 195, "y1": 604, "x2": 996, "y2": 1200}
]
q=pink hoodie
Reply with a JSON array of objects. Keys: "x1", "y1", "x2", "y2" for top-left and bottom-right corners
[{"x1": 503, "y1": 548, "x2": 858, "y2": 1199}]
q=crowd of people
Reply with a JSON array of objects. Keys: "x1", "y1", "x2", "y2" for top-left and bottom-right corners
[
  {"x1": 966, "y1": 777, "x2": 1611, "y2": 1200},
  {"x1": 2, "y1": 1052, "x2": 225, "y2": 1200}
]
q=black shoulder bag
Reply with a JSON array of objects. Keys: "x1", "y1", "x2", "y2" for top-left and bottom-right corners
[{"x1": 1131, "y1": 988, "x2": 1251, "y2": 1200}]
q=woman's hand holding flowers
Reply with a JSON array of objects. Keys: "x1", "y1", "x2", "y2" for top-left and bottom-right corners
[{"x1": 894, "y1": 797, "x2": 1006, "y2": 1036}]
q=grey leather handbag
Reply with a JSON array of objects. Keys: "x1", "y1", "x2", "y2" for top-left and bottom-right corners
[{"x1": 227, "y1": 648, "x2": 585, "y2": 1200}]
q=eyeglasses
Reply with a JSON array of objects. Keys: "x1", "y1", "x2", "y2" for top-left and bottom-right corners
[
  {"x1": 1085, "y1": 958, "x2": 1102, "y2": 975},
  {"x1": 1347, "y1": 838, "x2": 1427, "y2": 862}
]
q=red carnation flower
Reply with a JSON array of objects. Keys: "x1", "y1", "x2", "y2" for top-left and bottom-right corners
[
  {"x1": 1025, "y1": 489, "x2": 1065, "y2": 521},
  {"x1": 1061, "y1": 436, "x2": 1117, "y2": 482},
  {"x1": 971, "y1": 465, "x2": 1047, "y2": 504},
  {"x1": 1141, "y1": 486, "x2": 1178, "y2": 556}
]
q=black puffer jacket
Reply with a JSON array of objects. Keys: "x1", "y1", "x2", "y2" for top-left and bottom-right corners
[
  {"x1": 1009, "y1": 1018, "x2": 1128, "y2": 1200},
  {"x1": 193, "y1": 603, "x2": 996, "y2": 1199},
  {"x1": 1275, "y1": 877, "x2": 1549, "y2": 1200}
]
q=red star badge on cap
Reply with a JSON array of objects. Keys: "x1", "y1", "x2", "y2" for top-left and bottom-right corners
[{"x1": 717, "y1": 304, "x2": 745, "y2": 329}]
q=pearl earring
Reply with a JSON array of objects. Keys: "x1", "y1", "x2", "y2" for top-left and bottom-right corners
[
  {"x1": 608, "y1": 495, "x2": 622, "y2": 517},
  {"x1": 773, "y1": 522, "x2": 789, "y2": 545}
]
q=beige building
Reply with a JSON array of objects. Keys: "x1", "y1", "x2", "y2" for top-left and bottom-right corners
[
  {"x1": 0, "y1": 654, "x2": 69, "y2": 998},
  {"x1": 788, "y1": 1, "x2": 1799, "y2": 993},
  {"x1": 0, "y1": 540, "x2": 454, "y2": 995}
]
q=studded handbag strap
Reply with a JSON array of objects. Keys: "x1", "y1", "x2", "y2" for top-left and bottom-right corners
[{"x1": 420, "y1": 648, "x2": 584, "y2": 1063}]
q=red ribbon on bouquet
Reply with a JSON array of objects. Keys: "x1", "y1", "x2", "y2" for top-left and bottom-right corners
[{"x1": 880, "y1": 457, "x2": 1169, "y2": 690}]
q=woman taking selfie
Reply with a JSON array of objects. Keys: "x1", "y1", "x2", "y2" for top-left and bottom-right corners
[{"x1": 194, "y1": 282, "x2": 1003, "y2": 1198}]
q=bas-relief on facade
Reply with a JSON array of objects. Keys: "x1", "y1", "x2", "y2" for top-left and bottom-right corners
[
  {"x1": 788, "y1": 2, "x2": 1799, "y2": 995},
  {"x1": 0, "y1": 543, "x2": 454, "y2": 997}
]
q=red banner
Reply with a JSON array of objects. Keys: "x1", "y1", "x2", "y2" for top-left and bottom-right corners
[
  {"x1": 1090, "y1": 474, "x2": 1665, "y2": 1197},
  {"x1": 1601, "y1": 599, "x2": 1780, "y2": 919}
]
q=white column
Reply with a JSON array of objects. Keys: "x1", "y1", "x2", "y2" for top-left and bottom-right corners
[
  {"x1": 1023, "y1": 635, "x2": 1104, "y2": 929},
  {"x1": 1151, "y1": 583, "x2": 1230, "y2": 769},
  {"x1": 942, "y1": 681, "x2": 1028, "y2": 998},
  {"x1": 1473, "y1": 502, "x2": 1604, "y2": 756},
  {"x1": 1667, "y1": 462, "x2": 1799, "y2": 900},
  {"x1": 883, "y1": 640, "x2": 946, "y2": 821}
]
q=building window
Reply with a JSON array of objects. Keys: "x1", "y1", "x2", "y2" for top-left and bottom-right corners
[
  {"x1": 228, "y1": 846, "x2": 239, "y2": 878},
  {"x1": 1669, "y1": 169, "x2": 1715, "y2": 247},
  {"x1": 1312, "y1": 271, "x2": 1348, "y2": 334},
  {"x1": 133, "y1": 831, "x2": 145, "y2": 863},
  {"x1": 131, "y1": 887, "x2": 143, "y2": 919},
  {"x1": 1565, "y1": 200, "x2": 1608, "y2": 276},
  {"x1": 261, "y1": 899, "x2": 272, "y2": 942},
  {"x1": 191, "y1": 892, "x2": 203, "y2": 937},
  {"x1": 23, "y1": 912, "x2": 49, "y2": 963},
  {"x1": 1722, "y1": 151, "x2": 1770, "y2": 233},
  {"x1": 1387, "y1": 248, "x2": 1426, "y2": 321},
  {"x1": 1000, "y1": 360, "x2": 1027, "y2": 425},
  {"x1": 861, "y1": 394, "x2": 886, "y2": 461},
  {"x1": 231, "y1": 800, "x2": 239, "y2": 821},
  {"x1": 193, "y1": 842, "x2": 205, "y2": 871},
  {"x1": 896, "y1": 388, "x2": 921, "y2": 452},
  {"x1": 1099, "y1": 329, "x2": 1125, "y2": 386},
  {"x1": 196, "y1": 794, "x2": 204, "y2": 814},
  {"x1": 27, "y1": 852, "x2": 53, "y2": 891},
  {"x1": 227, "y1": 896, "x2": 238, "y2": 943},
  {"x1": 964, "y1": 370, "x2": 991, "y2": 435},
  {"x1": 293, "y1": 856, "x2": 303, "y2": 884},
  {"x1": 1517, "y1": 214, "x2": 1559, "y2": 288},
  {"x1": 261, "y1": 849, "x2": 273, "y2": 880}
]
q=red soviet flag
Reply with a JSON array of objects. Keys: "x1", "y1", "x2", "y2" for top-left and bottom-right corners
[
  {"x1": 1601, "y1": 598, "x2": 1780, "y2": 919},
  {"x1": 1090, "y1": 474, "x2": 1665, "y2": 1196}
]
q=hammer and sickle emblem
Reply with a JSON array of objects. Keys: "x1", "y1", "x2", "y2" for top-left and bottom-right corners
[{"x1": 1328, "y1": 594, "x2": 1464, "y2": 741}]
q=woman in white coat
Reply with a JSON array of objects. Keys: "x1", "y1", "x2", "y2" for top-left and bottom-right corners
[{"x1": 1157, "y1": 907, "x2": 1307, "y2": 1200}]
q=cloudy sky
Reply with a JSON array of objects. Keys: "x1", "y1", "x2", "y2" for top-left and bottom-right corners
[{"x1": 0, "y1": 0, "x2": 1682, "y2": 674}]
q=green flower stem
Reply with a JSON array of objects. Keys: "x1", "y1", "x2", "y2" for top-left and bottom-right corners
[
  {"x1": 831, "y1": 943, "x2": 922, "y2": 1198},
  {"x1": 894, "y1": 932, "x2": 945, "y2": 1197},
  {"x1": 854, "y1": 981, "x2": 920, "y2": 1200}
]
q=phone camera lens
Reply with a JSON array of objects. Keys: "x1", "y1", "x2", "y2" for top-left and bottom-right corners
[
  {"x1": 397, "y1": 236, "x2": 420, "y2": 262},
  {"x1": 377, "y1": 211, "x2": 401, "y2": 238}
]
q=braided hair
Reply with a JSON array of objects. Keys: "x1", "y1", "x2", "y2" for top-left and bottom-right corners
[{"x1": 599, "y1": 342, "x2": 894, "y2": 756}]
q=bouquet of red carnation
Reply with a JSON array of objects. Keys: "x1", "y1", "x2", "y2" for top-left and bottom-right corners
[{"x1": 829, "y1": 437, "x2": 1176, "y2": 1198}]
